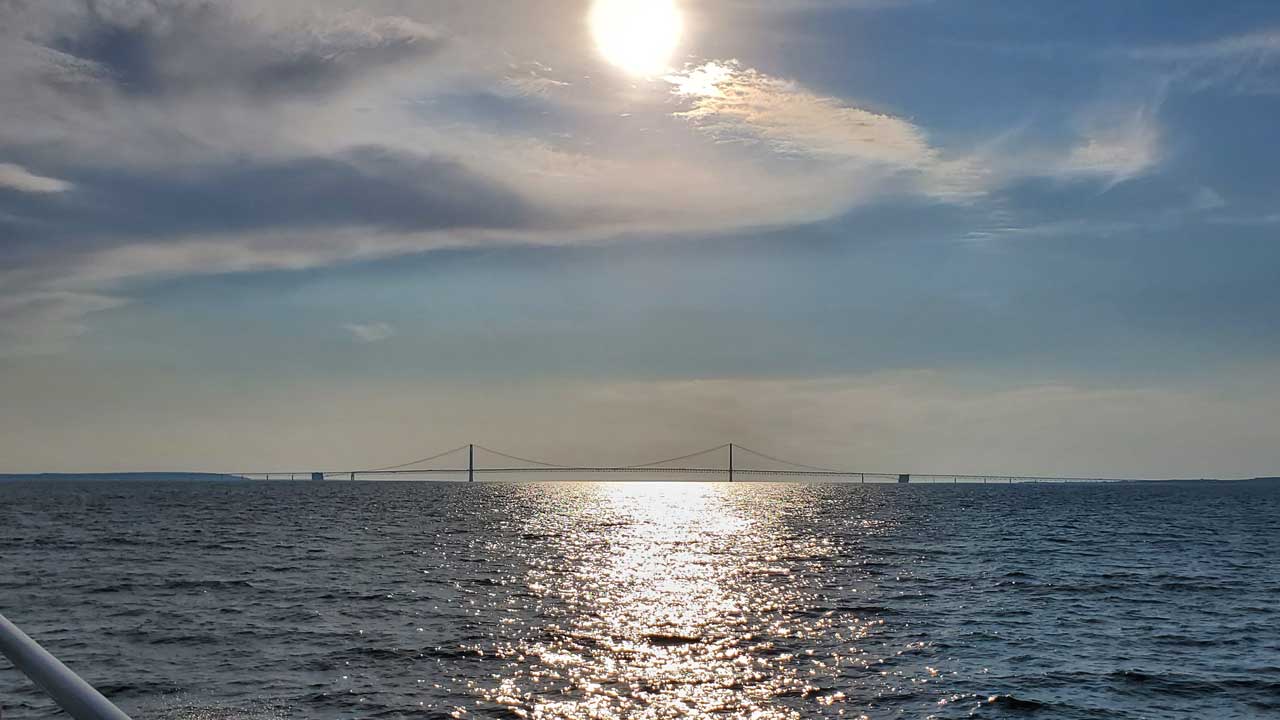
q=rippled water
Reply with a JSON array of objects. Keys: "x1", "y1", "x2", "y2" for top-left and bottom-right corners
[{"x1": 1, "y1": 480, "x2": 1277, "y2": 719}]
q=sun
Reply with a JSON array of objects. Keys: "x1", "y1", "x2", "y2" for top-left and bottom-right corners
[{"x1": 590, "y1": 0, "x2": 683, "y2": 77}]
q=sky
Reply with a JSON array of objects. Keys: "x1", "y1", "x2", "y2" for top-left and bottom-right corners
[{"x1": 1, "y1": 0, "x2": 1279, "y2": 478}]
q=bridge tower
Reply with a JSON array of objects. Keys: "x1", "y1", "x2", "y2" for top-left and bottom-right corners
[
  {"x1": 468, "y1": 444, "x2": 474, "y2": 483},
  {"x1": 728, "y1": 443, "x2": 734, "y2": 483}
]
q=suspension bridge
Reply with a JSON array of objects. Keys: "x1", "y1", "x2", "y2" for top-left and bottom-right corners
[{"x1": 236, "y1": 443, "x2": 1119, "y2": 484}]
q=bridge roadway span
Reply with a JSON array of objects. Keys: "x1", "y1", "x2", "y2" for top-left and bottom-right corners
[{"x1": 238, "y1": 443, "x2": 1118, "y2": 484}]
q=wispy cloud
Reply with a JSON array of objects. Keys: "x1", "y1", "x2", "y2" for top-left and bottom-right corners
[
  {"x1": 343, "y1": 322, "x2": 396, "y2": 344},
  {"x1": 668, "y1": 61, "x2": 934, "y2": 165},
  {"x1": 1057, "y1": 109, "x2": 1161, "y2": 184},
  {"x1": 1130, "y1": 28, "x2": 1280, "y2": 94},
  {"x1": 964, "y1": 101, "x2": 1165, "y2": 190},
  {"x1": 663, "y1": 60, "x2": 1164, "y2": 200},
  {"x1": 0, "y1": 163, "x2": 72, "y2": 193},
  {"x1": 0, "y1": 292, "x2": 124, "y2": 358},
  {"x1": 1190, "y1": 186, "x2": 1226, "y2": 211},
  {"x1": 1131, "y1": 29, "x2": 1280, "y2": 63},
  {"x1": 665, "y1": 61, "x2": 984, "y2": 198}
]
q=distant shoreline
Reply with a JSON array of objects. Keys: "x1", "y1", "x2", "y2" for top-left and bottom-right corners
[
  {"x1": 1, "y1": 473, "x2": 1277, "y2": 485},
  {"x1": 0, "y1": 472, "x2": 248, "y2": 482}
]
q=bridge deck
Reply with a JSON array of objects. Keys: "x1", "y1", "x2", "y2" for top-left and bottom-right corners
[{"x1": 235, "y1": 443, "x2": 1122, "y2": 483}]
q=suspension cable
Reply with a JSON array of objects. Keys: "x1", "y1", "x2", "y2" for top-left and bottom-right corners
[
  {"x1": 733, "y1": 445, "x2": 843, "y2": 473},
  {"x1": 621, "y1": 444, "x2": 731, "y2": 469},
  {"x1": 472, "y1": 445, "x2": 578, "y2": 468},
  {"x1": 357, "y1": 443, "x2": 822, "y2": 474},
  {"x1": 359, "y1": 444, "x2": 472, "y2": 473},
  {"x1": 475, "y1": 443, "x2": 732, "y2": 470}
]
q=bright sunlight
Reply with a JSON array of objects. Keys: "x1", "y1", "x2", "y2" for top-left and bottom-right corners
[{"x1": 589, "y1": 0, "x2": 683, "y2": 76}]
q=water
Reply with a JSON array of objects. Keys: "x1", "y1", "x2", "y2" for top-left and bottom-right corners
[{"x1": 1, "y1": 480, "x2": 1277, "y2": 719}]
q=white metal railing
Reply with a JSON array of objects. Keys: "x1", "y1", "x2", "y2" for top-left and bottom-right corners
[{"x1": 0, "y1": 613, "x2": 133, "y2": 720}]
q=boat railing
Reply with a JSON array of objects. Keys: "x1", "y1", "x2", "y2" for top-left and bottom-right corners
[{"x1": 0, "y1": 612, "x2": 133, "y2": 720}]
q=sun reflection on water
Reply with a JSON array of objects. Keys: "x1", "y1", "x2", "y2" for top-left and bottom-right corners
[{"x1": 464, "y1": 482, "x2": 871, "y2": 719}]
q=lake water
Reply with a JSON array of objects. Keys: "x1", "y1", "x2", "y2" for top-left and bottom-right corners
[{"x1": 1, "y1": 480, "x2": 1277, "y2": 719}]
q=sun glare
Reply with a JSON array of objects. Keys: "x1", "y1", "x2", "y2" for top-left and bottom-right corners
[{"x1": 590, "y1": 0, "x2": 683, "y2": 77}]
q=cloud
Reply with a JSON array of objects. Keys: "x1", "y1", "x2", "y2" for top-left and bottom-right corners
[
  {"x1": 1131, "y1": 29, "x2": 1280, "y2": 63},
  {"x1": 713, "y1": 0, "x2": 931, "y2": 9},
  {"x1": 1190, "y1": 186, "x2": 1226, "y2": 212},
  {"x1": 0, "y1": 1, "x2": 453, "y2": 170},
  {"x1": 504, "y1": 61, "x2": 573, "y2": 96},
  {"x1": 663, "y1": 60, "x2": 1161, "y2": 199},
  {"x1": 0, "y1": 146, "x2": 535, "y2": 243},
  {"x1": 968, "y1": 103, "x2": 1164, "y2": 189},
  {"x1": 343, "y1": 322, "x2": 395, "y2": 344},
  {"x1": 1058, "y1": 115, "x2": 1161, "y2": 184},
  {"x1": 45, "y1": 1, "x2": 441, "y2": 99},
  {"x1": 0, "y1": 291, "x2": 125, "y2": 358},
  {"x1": 665, "y1": 61, "x2": 983, "y2": 198},
  {"x1": 668, "y1": 62, "x2": 933, "y2": 164},
  {"x1": 0, "y1": 163, "x2": 72, "y2": 193},
  {"x1": 0, "y1": 145, "x2": 537, "y2": 298},
  {"x1": 1211, "y1": 212, "x2": 1280, "y2": 227},
  {"x1": 1130, "y1": 29, "x2": 1280, "y2": 95},
  {"x1": 0, "y1": 143, "x2": 535, "y2": 355}
]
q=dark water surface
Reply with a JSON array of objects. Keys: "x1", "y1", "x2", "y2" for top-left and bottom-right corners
[{"x1": 1, "y1": 481, "x2": 1277, "y2": 719}]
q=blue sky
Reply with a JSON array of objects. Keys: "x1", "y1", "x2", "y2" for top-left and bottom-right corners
[{"x1": 1, "y1": 0, "x2": 1278, "y2": 476}]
